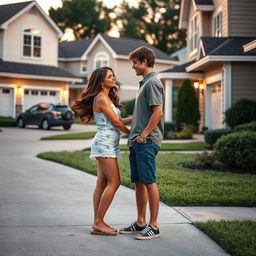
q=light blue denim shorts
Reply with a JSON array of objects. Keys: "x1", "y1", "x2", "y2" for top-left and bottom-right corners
[{"x1": 90, "y1": 129, "x2": 121, "y2": 159}]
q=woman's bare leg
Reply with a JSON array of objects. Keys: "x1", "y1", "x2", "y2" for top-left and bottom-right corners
[{"x1": 92, "y1": 157, "x2": 120, "y2": 233}]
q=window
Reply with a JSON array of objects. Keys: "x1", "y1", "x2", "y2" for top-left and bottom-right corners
[
  {"x1": 31, "y1": 90, "x2": 38, "y2": 95},
  {"x1": 40, "y1": 91, "x2": 48, "y2": 96},
  {"x1": 24, "y1": 89, "x2": 29, "y2": 95},
  {"x1": 213, "y1": 12, "x2": 222, "y2": 37},
  {"x1": 49, "y1": 91, "x2": 56, "y2": 96},
  {"x1": 189, "y1": 15, "x2": 199, "y2": 52},
  {"x1": 81, "y1": 62, "x2": 87, "y2": 74},
  {"x1": 94, "y1": 53, "x2": 109, "y2": 69},
  {"x1": 23, "y1": 28, "x2": 41, "y2": 58},
  {"x1": 2, "y1": 89, "x2": 10, "y2": 94}
]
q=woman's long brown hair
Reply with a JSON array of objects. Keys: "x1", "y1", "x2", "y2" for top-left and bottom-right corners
[{"x1": 71, "y1": 67, "x2": 121, "y2": 124}]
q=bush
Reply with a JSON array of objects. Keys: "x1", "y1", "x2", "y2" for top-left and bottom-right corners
[
  {"x1": 204, "y1": 129, "x2": 233, "y2": 148},
  {"x1": 121, "y1": 99, "x2": 135, "y2": 118},
  {"x1": 175, "y1": 125, "x2": 193, "y2": 139},
  {"x1": 214, "y1": 131, "x2": 256, "y2": 170},
  {"x1": 235, "y1": 121, "x2": 256, "y2": 132},
  {"x1": 195, "y1": 151, "x2": 217, "y2": 166},
  {"x1": 224, "y1": 99, "x2": 256, "y2": 128},
  {"x1": 176, "y1": 79, "x2": 200, "y2": 131},
  {"x1": 164, "y1": 122, "x2": 176, "y2": 139},
  {"x1": 0, "y1": 116, "x2": 16, "y2": 127}
]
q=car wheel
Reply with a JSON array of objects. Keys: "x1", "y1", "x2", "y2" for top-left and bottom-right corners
[
  {"x1": 63, "y1": 110, "x2": 73, "y2": 121},
  {"x1": 63, "y1": 124, "x2": 71, "y2": 130},
  {"x1": 17, "y1": 118, "x2": 25, "y2": 128},
  {"x1": 41, "y1": 119, "x2": 50, "y2": 130}
]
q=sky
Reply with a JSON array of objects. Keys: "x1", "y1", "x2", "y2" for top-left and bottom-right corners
[{"x1": 0, "y1": 0, "x2": 138, "y2": 39}]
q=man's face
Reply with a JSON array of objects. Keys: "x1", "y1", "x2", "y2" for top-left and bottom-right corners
[{"x1": 131, "y1": 58, "x2": 147, "y2": 76}]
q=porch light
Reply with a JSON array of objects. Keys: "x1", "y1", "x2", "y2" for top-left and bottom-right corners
[
  {"x1": 63, "y1": 89, "x2": 68, "y2": 97},
  {"x1": 193, "y1": 81, "x2": 199, "y2": 89},
  {"x1": 18, "y1": 87, "x2": 23, "y2": 94},
  {"x1": 199, "y1": 84, "x2": 204, "y2": 90}
]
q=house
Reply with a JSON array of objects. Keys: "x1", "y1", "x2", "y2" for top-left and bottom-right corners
[
  {"x1": 158, "y1": 0, "x2": 256, "y2": 129},
  {"x1": 58, "y1": 33, "x2": 177, "y2": 104},
  {"x1": 0, "y1": 1, "x2": 81, "y2": 118}
]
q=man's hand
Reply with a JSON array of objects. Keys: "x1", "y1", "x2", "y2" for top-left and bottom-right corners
[{"x1": 133, "y1": 135, "x2": 147, "y2": 144}]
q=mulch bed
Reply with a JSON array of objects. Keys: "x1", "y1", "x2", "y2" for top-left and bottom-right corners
[{"x1": 182, "y1": 163, "x2": 256, "y2": 175}]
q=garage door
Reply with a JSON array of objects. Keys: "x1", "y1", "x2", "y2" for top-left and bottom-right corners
[
  {"x1": 23, "y1": 89, "x2": 60, "y2": 111},
  {"x1": 0, "y1": 87, "x2": 14, "y2": 117},
  {"x1": 210, "y1": 83, "x2": 222, "y2": 129}
]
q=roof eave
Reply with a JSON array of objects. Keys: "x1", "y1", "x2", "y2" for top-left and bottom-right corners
[
  {"x1": 195, "y1": 5, "x2": 214, "y2": 11},
  {"x1": 158, "y1": 71, "x2": 204, "y2": 80},
  {"x1": 243, "y1": 40, "x2": 256, "y2": 53}
]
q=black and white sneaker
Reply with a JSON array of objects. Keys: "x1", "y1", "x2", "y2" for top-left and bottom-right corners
[
  {"x1": 135, "y1": 225, "x2": 160, "y2": 240},
  {"x1": 119, "y1": 222, "x2": 147, "y2": 234}
]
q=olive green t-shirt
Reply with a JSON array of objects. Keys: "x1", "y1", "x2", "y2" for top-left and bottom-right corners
[{"x1": 128, "y1": 72, "x2": 165, "y2": 147}]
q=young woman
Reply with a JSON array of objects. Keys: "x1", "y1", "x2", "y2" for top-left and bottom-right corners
[{"x1": 72, "y1": 67, "x2": 130, "y2": 236}]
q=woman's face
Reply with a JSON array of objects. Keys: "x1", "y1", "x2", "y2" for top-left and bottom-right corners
[{"x1": 102, "y1": 70, "x2": 116, "y2": 89}]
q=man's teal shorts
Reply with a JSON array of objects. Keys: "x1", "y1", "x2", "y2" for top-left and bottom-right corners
[{"x1": 129, "y1": 140, "x2": 160, "y2": 184}]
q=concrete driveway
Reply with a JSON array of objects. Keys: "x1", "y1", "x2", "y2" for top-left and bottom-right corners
[{"x1": 0, "y1": 125, "x2": 229, "y2": 256}]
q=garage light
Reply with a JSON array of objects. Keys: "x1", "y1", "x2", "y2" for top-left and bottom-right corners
[
  {"x1": 18, "y1": 87, "x2": 23, "y2": 94},
  {"x1": 193, "y1": 81, "x2": 199, "y2": 89},
  {"x1": 199, "y1": 84, "x2": 204, "y2": 90},
  {"x1": 63, "y1": 89, "x2": 68, "y2": 96}
]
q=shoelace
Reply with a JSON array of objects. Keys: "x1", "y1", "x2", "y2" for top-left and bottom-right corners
[{"x1": 141, "y1": 226, "x2": 151, "y2": 235}]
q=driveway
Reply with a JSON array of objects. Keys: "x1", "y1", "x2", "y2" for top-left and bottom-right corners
[{"x1": 0, "y1": 126, "x2": 229, "y2": 256}]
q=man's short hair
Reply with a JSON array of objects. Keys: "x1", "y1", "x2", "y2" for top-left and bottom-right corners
[{"x1": 128, "y1": 46, "x2": 155, "y2": 67}]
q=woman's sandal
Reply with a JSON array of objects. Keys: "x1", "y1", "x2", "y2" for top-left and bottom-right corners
[{"x1": 90, "y1": 228, "x2": 117, "y2": 236}]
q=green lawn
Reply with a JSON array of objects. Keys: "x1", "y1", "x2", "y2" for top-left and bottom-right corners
[
  {"x1": 41, "y1": 131, "x2": 97, "y2": 140},
  {"x1": 37, "y1": 151, "x2": 256, "y2": 206},
  {"x1": 195, "y1": 220, "x2": 256, "y2": 256}
]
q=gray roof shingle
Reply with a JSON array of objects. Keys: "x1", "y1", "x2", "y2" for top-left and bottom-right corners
[
  {"x1": 201, "y1": 37, "x2": 256, "y2": 56},
  {"x1": 194, "y1": 0, "x2": 213, "y2": 5},
  {"x1": 0, "y1": 59, "x2": 79, "y2": 80},
  {"x1": 0, "y1": 1, "x2": 33, "y2": 26},
  {"x1": 59, "y1": 38, "x2": 93, "y2": 58}
]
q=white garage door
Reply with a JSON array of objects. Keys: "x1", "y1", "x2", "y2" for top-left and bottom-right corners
[
  {"x1": 211, "y1": 83, "x2": 222, "y2": 129},
  {"x1": 23, "y1": 89, "x2": 60, "y2": 111},
  {"x1": 0, "y1": 87, "x2": 14, "y2": 117}
]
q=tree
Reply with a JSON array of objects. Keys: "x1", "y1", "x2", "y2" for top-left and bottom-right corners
[
  {"x1": 176, "y1": 79, "x2": 200, "y2": 131},
  {"x1": 116, "y1": 0, "x2": 186, "y2": 54},
  {"x1": 49, "y1": 0, "x2": 113, "y2": 39}
]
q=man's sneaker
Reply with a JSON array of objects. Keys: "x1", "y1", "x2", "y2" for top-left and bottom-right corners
[
  {"x1": 119, "y1": 222, "x2": 147, "y2": 234},
  {"x1": 135, "y1": 225, "x2": 160, "y2": 240}
]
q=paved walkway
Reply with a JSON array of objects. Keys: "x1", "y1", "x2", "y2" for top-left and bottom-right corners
[{"x1": 0, "y1": 125, "x2": 254, "y2": 256}]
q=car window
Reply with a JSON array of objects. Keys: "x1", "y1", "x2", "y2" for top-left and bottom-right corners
[
  {"x1": 29, "y1": 105, "x2": 38, "y2": 113},
  {"x1": 53, "y1": 106, "x2": 68, "y2": 112}
]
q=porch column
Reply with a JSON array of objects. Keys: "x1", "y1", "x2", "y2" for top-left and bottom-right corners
[
  {"x1": 164, "y1": 80, "x2": 173, "y2": 122},
  {"x1": 223, "y1": 63, "x2": 232, "y2": 128}
]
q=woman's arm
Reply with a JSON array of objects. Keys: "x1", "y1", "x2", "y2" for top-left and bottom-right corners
[
  {"x1": 96, "y1": 96, "x2": 130, "y2": 135},
  {"x1": 120, "y1": 116, "x2": 133, "y2": 125}
]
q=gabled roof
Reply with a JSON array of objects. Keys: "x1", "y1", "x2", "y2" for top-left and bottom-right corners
[
  {"x1": 0, "y1": 59, "x2": 82, "y2": 82},
  {"x1": 59, "y1": 39, "x2": 94, "y2": 59},
  {"x1": 201, "y1": 37, "x2": 256, "y2": 56},
  {"x1": 0, "y1": 1, "x2": 63, "y2": 37},
  {"x1": 0, "y1": 1, "x2": 32, "y2": 25}
]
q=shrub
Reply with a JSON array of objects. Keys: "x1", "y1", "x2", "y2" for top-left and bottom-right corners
[
  {"x1": 0, "y1": 116, "x2": 16, "y2": 127},
  {"x1": 164, "y1": 122, "x2": 176, "y2": 139},
  {"x1": 121, "y1": 99, "x2": 135, "y2": 118},
  {"x1": 224, "y1": 99, "x2": 256, "y2": 128},
  {"x1": 204, "y1": 129, "x2": 233, "y2": 148},
  {"x1": 235, "y1": 121, "x2": 256, "y2": 132},
  {"x1": 176, "y1": 79, "x2": 200, "y2": 131},
  {"x1": 175, "y1": 125, "x2": 193, "y2": 139},
  {"x1": 195, "y1": 151, "x2": 217, "y2": 166},
  {"x1": 214, "y1": 131, "x2": 256, "y2": 170}
]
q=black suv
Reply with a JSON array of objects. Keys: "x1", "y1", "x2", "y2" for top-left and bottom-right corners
[{"x1": 17, "y1": 103, "x2": 75, "y2": 130}]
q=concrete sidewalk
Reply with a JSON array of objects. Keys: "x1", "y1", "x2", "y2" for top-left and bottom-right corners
[{"x1": 0, "y1": 126, "x2": 252, "y2": 256}]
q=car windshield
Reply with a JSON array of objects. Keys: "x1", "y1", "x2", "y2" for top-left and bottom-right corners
[{"x1": 53, "y1": 105, "x2": 69, "y2": 112}]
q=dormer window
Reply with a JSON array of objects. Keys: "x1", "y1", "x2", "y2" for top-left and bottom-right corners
[
  {"x1": 94, "y1": 52, "x2": 109, "y2": 69},
  {"x1": 23, "y1": 28, "x2": 41, "y2": 58},
  {"x1": 189, "y1": 15, "x2": 199, "y2": 53},
  {"x1": 213, "y1": 12, "x2": 222, "y2": 37}
]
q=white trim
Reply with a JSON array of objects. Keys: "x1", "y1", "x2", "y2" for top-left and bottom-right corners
[
  {"x1": 120, "y1": 85, "x2": 139, "y2": 90},
  {"x1": 196, "y1": 40, "x2": 206, "y2": 60},
  {"x1": 2, "y1": 29, "x2": 6, "y2": 60},
  {"x1": 205, "y1": 73, "x2": 222, "y2": 84},
  {"x1": 23, "y1": 85, "x2": 62, "y2": 91},
  {"x1": 0, "y1": 83, "x2": 16, "y2": 117},
  {"x1": 223, "y1": 63, "x2": 232, "y2": 128},
  {"x1": 204, "y1": 84, "x2": 211, "y2": 128},
  {"x1": 0, "y1": 2, "x2": 63, "y2": 38},
  {"x1": 212, "y1": 8, "x2": 222, "y2": 37},
  {"x1": 195, "y1": 5, "x2": 214, "y2": 11},
  {"x1": 0, "y1": 72, "x2": 82, "y2": 83},
  {"x1": 158, "y1": 72, "x2": 204, "y2": 80},
  {"x1": 186, "y1": 55, "x2": 256, "y2": 71},
  {"x1": 164, "y1": 80, "x2": 173, "y2": 122},
  {"x1": 243, "y1": 40, "x2": 256, "y2": 53},
  {"x1": 58, "y1": 57, "x2": 82, "y2": 62},
  {"x1": 93, "y1": 51, "x2": 110, "y2": 69}
]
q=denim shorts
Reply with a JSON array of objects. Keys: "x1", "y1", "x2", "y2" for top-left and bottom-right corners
[
  {"x1": 90, "y1": 129, "x2": 121, "y2": 159},
  {"x1": 129, "y1": 140, "x2": 160, "y2": 184}
]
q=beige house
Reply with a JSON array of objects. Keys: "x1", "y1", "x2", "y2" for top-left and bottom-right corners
[
  {"x1": 159, "y1": 0, "x2": 256, "y2": 128},
  {"x1": 0, "y1": 1, "x2": 81, "y2": 118},
  {"x1": 58, "y1": 34, "x2": 177, "y2": 104}
]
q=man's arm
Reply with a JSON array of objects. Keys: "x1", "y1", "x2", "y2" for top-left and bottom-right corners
[{"x1": 120, "y1": 116, "x2": 133, "y2": 125}]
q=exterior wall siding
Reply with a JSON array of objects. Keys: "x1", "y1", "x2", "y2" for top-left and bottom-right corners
[
  {"x1": 0, "y1": 30, "x2": 4, "y2": 59},
  {"x1": 212, "y1": 0, "x2": 228, "y2": 36},
  {"x1": 5, "y1": 6, "x2": 59, "y2": 66},
  {"x1": 232, "y1": 62, "x2": 256, "y2": 103},
  {"x1": 229, "y1": 0, "x2": 256, "y2": 36},
  {"x1": 202, "y1": 12, "x2": 212, "y2": 36}
]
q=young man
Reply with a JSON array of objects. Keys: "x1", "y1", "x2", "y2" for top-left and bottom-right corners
[{"x1": 119, "y1": 46, "x2": 164, "y2": 240}]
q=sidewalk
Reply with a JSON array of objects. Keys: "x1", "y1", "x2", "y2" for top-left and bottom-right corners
[{"x1": 0, "y1": 126, "x2": 254, "y2": 256}]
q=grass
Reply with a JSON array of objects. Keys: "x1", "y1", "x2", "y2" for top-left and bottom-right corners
[
  {"x1": 0, "y1": 116, "x2": 16, "y2": 127},
  {"x1": 37, "y1": 151, "x2": 256, "y2": 206},
  {"x1": 195, "y1": 220, "x2": 256, "y2": 256},
  {"x1": 41, "y1": 131, "x2": 97, "y2": 140}
]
